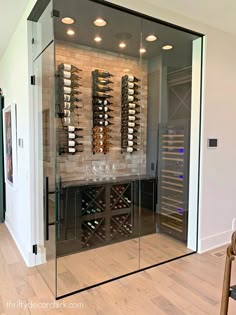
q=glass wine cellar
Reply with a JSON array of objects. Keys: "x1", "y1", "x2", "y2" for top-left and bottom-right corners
[{"x1": 28, "y1": 0, "x2": 203, "y2": 298}]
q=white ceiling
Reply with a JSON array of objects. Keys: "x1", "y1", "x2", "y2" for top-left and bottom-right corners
[
  {"x1": 0, "y1": 0, "x2": 29, "y2": 58},
  {"x1": 0, "y1": 0, "x2": 236, "y2": 59},
  {"x1": 145, "y1": 0, "x2": 236, "y2": 35}
]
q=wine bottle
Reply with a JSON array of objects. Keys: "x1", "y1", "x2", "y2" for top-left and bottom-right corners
[
  {"x1": 128, "y1": 122, "x2": 140, "y2": 128},
  {"x1": 68, "y1": 132, "x2": 83, "y2": 139},
  {"x1": 122, "y1": 89, "x2": 140, "y2": 96},
  {"x1": 122, "y1": 75, "x2": 140, "y2": 82},
  {"x1": 67, "y1": 126, "x2": 83, "y2": 132},
  {"x1": 122, "y1": 109, "x2": 140, "y2": 115},
  {"x1": 63, "y1": 117, "x2": 71, "y2": 125},
  {"x1": 93, "y1": 141, "x2": 112, "y2": 147},
  {"x1": 87, "y1": 222, "x2": 95, "y2": 230},
  {"x1": 126, "y1": 134, "x2": 139, "y2": 140},
  {"x1": 93, "y1": 69, "x2": 113, "y2": 78},
  {"x1": 64, "y1": 102, "x2": 82, "y2": 110},
  {"x1": 93, "y1": 99, "x2": 113, "y2": 106},
  {"x1": 128, "y1": 141, "x2": 140, "y2": 147},
  {"x1": 122, "y1": 95, "x2": 140, "y2": 102},
  {"x1": 64, "y1": 87, "x2": 82, "y2": 95},
  {"x1": 126, "y1": 147, "x2": 139, "y2": 153},
  {"x1": 122, "y1": 82, "x2": 140, "y2": 89},
  {"x1": 60, "y1": 145, "x2": 83, "y2": 154},
  {"x1": 93, "y1": 106, "x2": 113, "y2": 112},
  {"x1": 121, "y1": 127, "x2": 140, "y2": 134},
  {"x1": 125, "y1": 116, "x2": 140, "y2": 121},
  {"x1": 62, "y1": 79, "x2": 82, "y2": 88},
  {"x1": 93, "y1": 85, "x2": 113, "y2": 92},
  {"x1": 61, "y1": 140, "x2": 83, "y2": 147},
  {"x1": 93, "y1": 126, "x2": 111, "y2": 133},
  {"x1": 94, "y1": 113, "x2": 113, "y2": 119},
  {"x1": 64, "y1": 95, "x2": 82, "y2": 102},
  {"x1": 126, "y1": 103, "x2": 140, "y2": 109},
  {"x1": 63, "y1": 109, "x2": 71, "y2": 117},
  {"x1": 92, "y1": 147, "x2": 109, "y2": 154},
  {"x1": 93, "y1": 133, "x2": 112, "y2": 140},
  {"x1": 59, "y1": 63, "x2": 82, "y2": 72},
  {"x1": 61, "y1": 70, "x2": 81, "y2": 80},
  {"x1": 94, "y1": 119, "x2": 114, "y2": 127},
  {"x1": 96, "y1": 77, "x2": 113, "y2": 85},
  {"x1": 93, "y1": 91, "x2": 113, "y2": 98}
]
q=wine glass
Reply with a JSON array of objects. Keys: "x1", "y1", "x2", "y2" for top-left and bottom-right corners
[{"x1": 111, "y1": 163, "x2": 116, "y2": 180}]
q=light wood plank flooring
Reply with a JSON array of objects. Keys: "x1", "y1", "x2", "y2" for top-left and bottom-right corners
[
  {"x1": 55, "y1": 233, "x2": 192, "y2": 296},
  {"x1": 1, "y1": 223, "x2": 236, "y2": 314}
]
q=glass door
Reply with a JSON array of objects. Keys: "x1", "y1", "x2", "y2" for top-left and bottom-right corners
[
  {"x1": 33, "y1": 41, "x2": 56, "y2": 296},
  {"x1": 53, "y1": 0, "x2": 143, "y2": 297}
]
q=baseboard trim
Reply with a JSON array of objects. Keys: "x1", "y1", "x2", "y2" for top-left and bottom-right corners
[
  {"x1": 5, "y1": 218, "x2": 35, "y2": 266},
  {"x1": 198, "y1": 229, "x2": 232, "y2": 253}
]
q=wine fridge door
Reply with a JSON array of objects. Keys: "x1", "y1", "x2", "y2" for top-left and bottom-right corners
[{"x1": 32, "y1": 40, "x2": 56, "y2": 296}]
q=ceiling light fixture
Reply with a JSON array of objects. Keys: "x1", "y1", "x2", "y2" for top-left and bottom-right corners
[
  {"x1": 67, "y1": 29, "x2": 75, "y2": 36},
  {"x1": 93, "y1": 18, "x2": 107, "y2": 27},
  {"x1": 140, "y1": 48, "x2": 146, "y2": 54},
  {"x1": 119, "y1": 42, "x2": 126, "y2": 48},
  {"x1": 94, "y1": 36, "x2": 102, "y2": 42},
  {"x1": 145, "y1": 35, "x2": 158, "y2": 42},
  {"x1": 61, "y1": 17, "x2": 75, "y2": 25},
  {"x1": 162, "y1": 45, "x2": 173, "y2": 50}
]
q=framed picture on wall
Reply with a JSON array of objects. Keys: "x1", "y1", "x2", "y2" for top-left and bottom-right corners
[{"x1": 2, "y1": 103, "x2": 17, "y2": 189}]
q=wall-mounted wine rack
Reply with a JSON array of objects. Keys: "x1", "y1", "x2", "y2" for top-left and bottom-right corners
[
  {"x1": 92, "y1": 69, "x2": 114, "y2": 154},
  {"x1": 56, "y1": 63, "x2": 84, "y2": 155},
  {"x1": 121, "y1": 75, "x2": 141, "y2": 153}
]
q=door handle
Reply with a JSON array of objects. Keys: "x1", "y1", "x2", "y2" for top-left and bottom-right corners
[{"x1": 44, "y1": 176, "x2": 49, "y2": 241}]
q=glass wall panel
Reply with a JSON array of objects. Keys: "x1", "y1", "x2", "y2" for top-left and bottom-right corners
[
  {"x1": 30, "y1": 0, "x2": 56, "y2": 296},
  {"x1": 33, "y1": 41, "x2": 56, "y2": 295},
  {"x1": 53, "y1": 0, "x2": 142, "y2": 297},
  {"x1": 31, "y1": 0, "x2": 54, "y2": 60},
  {"x1": 139, "y1": 18, "x2": 201, "y2": 268},
  {"x1": 29, "y1": 0, "x2": 202, "y2": 299}
]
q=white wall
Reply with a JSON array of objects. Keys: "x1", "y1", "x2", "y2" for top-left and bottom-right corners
[
  {"x1": 106, "y1": 0, "x2": 236, "y2": 252},
  {"x1": 0, "y1": 0, "x2": 37, "y2": 266}
]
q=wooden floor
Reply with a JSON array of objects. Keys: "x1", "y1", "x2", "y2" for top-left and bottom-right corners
[
  {"x1": 55, "y1": 233, "x2": 192, "y2": 296},
  {"x1": 1, "y1": 223, "x2": 236, "y2": 314}
]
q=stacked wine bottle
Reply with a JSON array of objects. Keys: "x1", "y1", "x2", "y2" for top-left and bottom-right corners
[
  {"x1": 121, "y1": 75, "x2": 141, "y2": 153},
  {"x1": 92, "y1": 69, "x2": 114, "y2": 154},
  {"x1": 57, "y1": 63, "x2": 84, "y2": 155}
]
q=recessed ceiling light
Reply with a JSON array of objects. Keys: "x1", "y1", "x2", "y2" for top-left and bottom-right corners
[
  {"x1": 67, "y1": 29, "x2": 75, "y2": 36},
  {"x1": 162, "y1": 45, "x2": 173, "y2": 50},
  {"x1": 140, "y1": 48, "x2": 146, "y2": 54},
  {"x1": 94, "y1": 36, "x2": 102, "y2": 42},
  {"x1": 93, "y1": 18, "x2": 107, "y2": 27},
  {"x1": 145, "y1": 35, "x2": 158, "y2": 42},
  {"x1": 61, "y1": 17, "x2": 75, "y2": 25},
  {"x1": 119, "y1": 42, "x2": 126, "y2": 48}
]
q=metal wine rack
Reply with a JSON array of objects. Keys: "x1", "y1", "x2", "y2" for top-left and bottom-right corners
[
  {"x1": 92, "y1": 69, "x2": 113, "y2": 154},
  {"x1": 121, "y1": 75, "x2": 140, "y2": 153},
  {"x1": 56, "y1": 63, "x2": 84, "y2": 155},
  {"x1": 157, "y1": 120, "x2": 190, "y2": 242}
]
